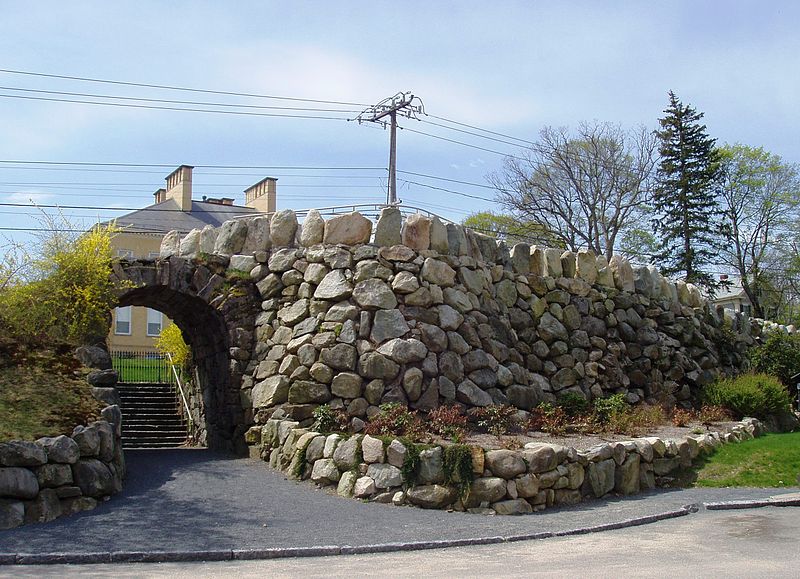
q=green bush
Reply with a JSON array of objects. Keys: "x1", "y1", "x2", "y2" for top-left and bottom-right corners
[
  {"x1": 703, "y1": 373, "x2": 792, "y2": 419},
  {"x1": 749, "y1": 332, "x2": 800, "y2": 386},
  {"x1": 363, "y1": 403, "x2": 426, "y2": 441},
  {"x1": 557, "y1": 392, "x2": 590, "y2": 417},
  {"x1": 593, "y1": 393, "x2": 628, "y2": 423}
]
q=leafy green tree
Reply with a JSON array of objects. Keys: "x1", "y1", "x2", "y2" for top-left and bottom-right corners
[
  {"x1": 653, "y1": 92, "x2": 724, "y2": 294},
  {"x1": 462, "y1": 211, "x2": 562, "y2": 247},
  {"x1": 491, "y1": 122, "x2": 657, "y2": 259},
  {"x1": 718, "y1": 144, "x2": 800, "y2": 318}
]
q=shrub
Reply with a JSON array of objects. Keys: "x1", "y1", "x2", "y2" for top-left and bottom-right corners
[
  {"x1": 427, "y1": 405, "x2": 468, "y2": 442},
  {"x1": 364, "y1": 403, "x2": 427, "y2": 441},
  {"x1": 703, "y1": 373, "x2": 792, "y2": 419},
  {"x1": 697, "y1": 404, "x2": 734, "y2": 423},
  {"x1": 312, "y1": 404, "x2": 349, "y2": 433},
  {"x1": 749, "y1": 333, "x2": 800, "y2": 386},
  {"x1": 155, "y1": 323, "x2": 192, "y2": 371},
  {"x1": 470, "y1": 404, "x2": 517, "y2": 438},
  {"x1": 593, "y1": 393, "x2": 628, "y2": 424},
  {"x1": 527, "y1": 403, "x2": 568, "y2": 436},
  {"x1": 672, "y1": 408, "x2": 696, "y2": 427},
  {"x1": 556, "y1": 392, "x2": 590, "y2": 418},
  {"x1": 0, "y1": 220, "x2": 121, "y2": 345}
]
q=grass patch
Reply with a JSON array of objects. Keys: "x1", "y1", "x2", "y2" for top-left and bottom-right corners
[
  {"x1": 111, "y1": 355, "x2": 176, "y2": 383},
  {"x1": 0, "y1": 341, "x2": 103, "y2": 442},
  {"x1": 684, "y1": 432, "x2": 800, "y2": 488}
]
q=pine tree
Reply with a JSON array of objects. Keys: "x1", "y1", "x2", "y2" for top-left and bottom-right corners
[{"x1": 653, "y1": 91, "x2": 724, "y2": 295}]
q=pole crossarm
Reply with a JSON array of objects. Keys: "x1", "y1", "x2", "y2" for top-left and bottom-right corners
[{"x1": 355, "y1": 92, "x2": 424, "y2": 205}]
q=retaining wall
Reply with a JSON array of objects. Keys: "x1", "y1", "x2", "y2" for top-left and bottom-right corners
[
  {"x1": 158, "y1": 207, "x2": 792, "y2": 435},
  {"x1": 0, "y1": 405, "x2": 125, "y2": 530},
  {"x1": 254, "y1": 416, "x2": 764, "y2": 515}
]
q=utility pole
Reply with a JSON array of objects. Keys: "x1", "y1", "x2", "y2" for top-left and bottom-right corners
[{"x1": 355, "y1": 92, "x2": 423, "y2": 205}]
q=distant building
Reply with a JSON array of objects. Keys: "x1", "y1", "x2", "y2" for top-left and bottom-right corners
[
  {"x1": 108, "y1": 165, "x2": 277, "y2": 352},
  {"x1": 712, "y1": 275, "x2": 753, "y2": 317}
]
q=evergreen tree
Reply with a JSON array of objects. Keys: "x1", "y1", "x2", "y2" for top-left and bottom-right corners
[{"x1": 653, "y1": 91, "x2": 724, "y2": 295}]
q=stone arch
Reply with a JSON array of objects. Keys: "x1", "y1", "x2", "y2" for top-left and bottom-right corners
[{"x1": 111, "y1": 257, "x2": 259, "y2": 453}]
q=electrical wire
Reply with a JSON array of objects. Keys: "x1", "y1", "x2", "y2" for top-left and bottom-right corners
[
  {"x1": 0, "y1": 85, "x2": 362, "y2": 113},
  {"x1": 0, "y1": 93, "x2": 353, "y2": 120},
  {"x1": 0, "y1": 68, "x2": 369, "y2": 107}
]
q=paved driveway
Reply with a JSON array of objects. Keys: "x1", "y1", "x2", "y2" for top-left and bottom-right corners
[{"x1": 0, "y1": 449, "x2": 785, "y2": 557}]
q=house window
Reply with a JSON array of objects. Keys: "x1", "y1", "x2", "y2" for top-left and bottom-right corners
[
  {"x1": 146, "y1": 309, "x2": 163, "y2": 336},
  {"x1": 147, "y1": 251, "x2": 161, "y2": 259},
  {"x1": 742, "y1": 304, "x2": 752, "y2": 317},
  {"x1": 115, "y1": 306, "x2": 132, "y2": 335},
  {"x1": 117, "y1": 249, "x2": 134, "y2": 259}
]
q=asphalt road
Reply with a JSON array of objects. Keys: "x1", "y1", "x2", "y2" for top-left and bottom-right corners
[
  {"x1": 6, "y1": 507, "x2": 800, "y2": 578},
  {"x1": 0, "y1": 449, "x2": 791, "y2": 559}
]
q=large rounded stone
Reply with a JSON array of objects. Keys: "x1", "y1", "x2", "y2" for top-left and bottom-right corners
[
  {"x1": 310, "y1": 458, "x2": 341, "y2": 485},
  {"x1": 367, "y1": 463, "x2": 402, "y2": 489},
  {"x1": 323, "y1": 212, "x2": 372, "y2": 245},
  {"x1": 331, "y1": 372, "x2": 363, "y2": 399},
  {"x1": 72, "y1": 459, "x2": 115, "y2": 498},
  {"x1": 401, "y1": 213, "x2": 431, "y2": 251},
  {"x1": 333, "y1": 436, "x2": 361, "y2": 470},
  {"x1": 74, "y1": 345, "x2": 112, "y2": 370},
  {"x1": 485, "y1": 450, "x2": 526, "y2": 479},
  {"x1": 0, "y1": 467, "x2": 39, "y2": 499},
  {"x1": 493, "y1": 498, "x2": 533, "y2": 515},
  {"x1": 242, "y1": 215, "x2": 271, "y2": 253},
  {"x1": 313, "y1": 270, "x2": 354, "y2": 300},
  {"x1": 352, "y1": 279, "x2": 397, "y2": 310},
  {"x1": 180, "y1": 228, "x2": 200, "y2": 257},
  {"x1": 37, "y1": 436, "x2": 79, "y2": 464},
  {"x1": 375, "y1": 207, "x2": 402, "y2": 247},
  {"x1": 213, "y1": 219, "x2": 248, "y2": 255},
  {"x1": 0, "y1": 441, "x2": 46, "y2": 467},
  {"x1": 468, "y1": 477, "x2": 507, "y2": 505},
  {"x1": 456, "y1": 379, "x2": 493, "y2": 407},
  {"x1": 370, "y1": 309, "x2": 410, "y2": 343},
  {"x1": 377, "y1": 338, "x2": 428, "y2": 364},
  {"x1": 320, "y1": 344, "x2": 358, "y2": 370},
  {"x1": 252, "y1": 375, "x2": 290, "y2": 407},
  {"x1": 538, "y1": 312, "x2": 568, "y2": 343},
  {"x1": 288, "y1": 381, "x2": 332, "y2": 404},
  {"x1": 270, "y1": 209, "x2": 298, "y2": 246},
  {"x1": 406, "y1": 484, "x2": 457, "y2": 509},
  {"x1": 300, "y1": 209, "x2": 324, "y2": 247},
  {"x1": 420, "y1": 258, "x2": 456, "y2": 287},
  {"x1": 358, "y1": 352, "x2": 400, "y2": 380}
]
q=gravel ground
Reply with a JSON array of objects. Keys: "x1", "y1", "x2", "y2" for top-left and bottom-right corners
[{"x1": 0, "y1": 448, "x2": 787, "y2": 557}]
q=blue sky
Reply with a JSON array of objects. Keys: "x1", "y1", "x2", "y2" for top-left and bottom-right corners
[{"x1": 1, "y1": 1, "x2": 798, "y2": 247}]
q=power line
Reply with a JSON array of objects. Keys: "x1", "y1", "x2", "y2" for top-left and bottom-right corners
[
  {"x1": 0, "y1": 85, "x2": 361, "y2": 113},
  {"x1": 424, "y1": 113, "x2": 536, "y2": 146},
  {"x1": 0, "y1": 93, "x2": 353, "y2": 121},
  {"x1": 397, "y1": 170, "x2": 495, "y2": 190},
  {"x1": 0, "y1": 68, "x2": 369, "y2": 107},
  {"x1": 0, "y1": 161, "x2": 385, "y2": 170},
  {"x1": 400, "y1": 125, "x2": 526, "y2": 160},
  {"x1": 398, "y1": 179, "x2": 495, "y2": 202},
  {"x1": 419, "y1": 117, "x2": 530, "y2": 148}
]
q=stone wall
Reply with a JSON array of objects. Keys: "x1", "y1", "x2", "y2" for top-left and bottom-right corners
[
  {"x1": 253, "y1": 416, "x2": 763, "y2": 515},
  {"x1": 0, "y1": 407, "x2": 125, "y2": 530},
  {"x1": 158, "y1": 207, "x2": 792, "y2": 437}
]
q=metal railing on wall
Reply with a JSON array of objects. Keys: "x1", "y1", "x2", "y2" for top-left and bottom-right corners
[{"x1": 110, "y1": 350, "x2": 177, "y2": 384}]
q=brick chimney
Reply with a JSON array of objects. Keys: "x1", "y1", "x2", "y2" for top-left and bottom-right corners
[
  {"x1": 165, "y1": 165, "x2": 194, "y2": 211},
  {"x1": 244, "y1": 177, "x2": 277, "y2": 214},
  {"x1": 153, "y1": 188, "x2": 166, "y2": 204}
]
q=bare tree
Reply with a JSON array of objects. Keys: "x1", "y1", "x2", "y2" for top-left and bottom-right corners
[
  {"x1": 718, "y1": 144, "x2": 800, "y2": 318},
  {"x1": 490, "y1": 122, "x2": 657, "y2": 258}
]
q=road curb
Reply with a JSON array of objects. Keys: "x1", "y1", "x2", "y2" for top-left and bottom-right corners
[
  {"x1": 0, "y1": 503, "x2": 699, "y2": 566},
  {"x1": 704, "y1": 492, "x2": 800, "y2": 511}
]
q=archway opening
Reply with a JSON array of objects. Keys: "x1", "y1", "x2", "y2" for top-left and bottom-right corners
[{"x1": 115, "y1": 285, "x2": 241, "y2": 452}]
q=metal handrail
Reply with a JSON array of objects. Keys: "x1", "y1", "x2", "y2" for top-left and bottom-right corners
[
  {"x1": 229, "y1": 201, "x2": 457, "y2": 225},
  {"x1": 166, "y1": 352, "x2": 194, "y2": 435}
]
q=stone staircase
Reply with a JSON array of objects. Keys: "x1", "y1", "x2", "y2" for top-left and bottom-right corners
[{"x1": 116, "y1": 383, "x2": 189, "y2": 449}]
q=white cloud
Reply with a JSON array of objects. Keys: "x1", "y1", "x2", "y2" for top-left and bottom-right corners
[{"x1": 6, "y1": 190, "x2": 54, "y2": 205}]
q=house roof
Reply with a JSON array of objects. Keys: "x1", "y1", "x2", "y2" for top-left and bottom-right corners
[
  {"x1": 712, "y1": 278, "x2": 749, "y2": 302},
  {"x1": 113, "y1": 198, "x2": 258, "y2": 235}
]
